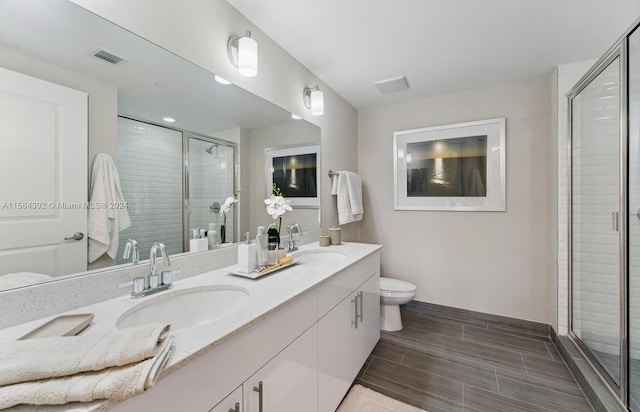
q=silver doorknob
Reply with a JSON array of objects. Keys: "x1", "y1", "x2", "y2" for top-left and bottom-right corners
[{"x1": 64, "y1": 232, "x2": 84, "y2": 241}]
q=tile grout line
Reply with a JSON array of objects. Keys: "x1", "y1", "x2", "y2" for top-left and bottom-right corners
[
  {"x1": 521, "y1": 353, "x2": 530, "y2": 377},
  {"x1": 461, "y1": 382, "x2": 465, "y2": 411}
]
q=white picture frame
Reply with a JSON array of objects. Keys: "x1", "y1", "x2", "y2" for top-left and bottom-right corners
[{"x1": 393, "y1": 118, "x2": 506, "y2": 211}]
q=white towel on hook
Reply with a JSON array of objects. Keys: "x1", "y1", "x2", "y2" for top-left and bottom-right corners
[
  {"x1": 87, "y1": 153, "x2": 131, "y2": 263},
  {"x1": 333, "y1": 171, "x2": 363, "y2": 225}
]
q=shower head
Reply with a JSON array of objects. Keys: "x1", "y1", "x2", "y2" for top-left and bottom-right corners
[{"x1": 205, "y1": 143, "x2": 220, "y2": 158}]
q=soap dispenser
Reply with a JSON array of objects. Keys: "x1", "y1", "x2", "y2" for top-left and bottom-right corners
[
  {"x1": 237, "y1": 232, "x2": 257, "y2": 273},
  {"x1": 256, "y1": 226, "x2": 268, "y2": 266}
]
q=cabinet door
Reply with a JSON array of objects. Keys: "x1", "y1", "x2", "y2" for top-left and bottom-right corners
[
  {"x1": 244, "y1": 325, "x2": 317, "y2": 412},
  {"x1": 354, "y1": 274, "x2": 380, "y2": 368},
  {"x1": 209, "y1": 385, "x2": 242, "y2": 412},
  {"x1": 317, "y1": 291, "x2": 358, "y2": 412}
]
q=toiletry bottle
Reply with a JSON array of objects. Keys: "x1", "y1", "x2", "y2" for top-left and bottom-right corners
[
  {"x1": 256, "y1": 226, "x2": 267, "y2": 266},
  {"x1": 267, "y1": 228, "x2": 279, "y2": 266},
  {"x1": 238, "y1": 232, "x2": 257, "y2": 273},
  {"x1": 208, "y1": 223, "x2": 217, "y2": 250},
  {"x1": 189, "y1": 229, "x2": 199, "y2": 253}
]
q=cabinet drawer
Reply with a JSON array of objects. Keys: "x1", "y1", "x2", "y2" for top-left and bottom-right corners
[{"x1": 317, "y1": 252, "x2": 379, "y2": 318}]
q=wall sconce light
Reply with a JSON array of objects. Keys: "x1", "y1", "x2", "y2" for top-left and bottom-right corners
[
  {"x1": 227, "y1": 30, "x2": 257, "y2": 77},
  {"x1": 303, "y1": 85, "x2": 324, "y2": 116}
]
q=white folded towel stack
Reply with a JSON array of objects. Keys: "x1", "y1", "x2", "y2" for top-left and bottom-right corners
[
  {"x1": 0, "y1": 323, "x2": 173, "y2": 409},
  {"x1": 332, "y1": 171, "x2": 363, "y2": 225}
]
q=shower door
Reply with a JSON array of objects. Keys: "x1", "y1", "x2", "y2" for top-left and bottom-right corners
[
  {"x1": 629, "y1": 26, "x2": 640, "y2": 410},
  {"x1": 570, "y1": 47, "x2": 624, "y2": 392},
  {"x1": 186, "y1": 136, "x2": 237, "y2": 247}
]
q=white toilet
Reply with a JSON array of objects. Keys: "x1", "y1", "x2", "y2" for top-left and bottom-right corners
[{"x1": 379, "y1": 277, "x2": 417, "y2": 331}]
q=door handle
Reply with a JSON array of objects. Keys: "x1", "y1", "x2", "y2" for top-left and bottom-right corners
[
  {"x1": 228, "y1": 402, "x2": 240, "y2": 412},
  {"x1": 357, "y1": 290, "x2": 364, "y2": 323},
  {"x1": 64, "y1": 232, "x2": 84, "y2": 241},
  {"x1": 612, "y1": 212, "x2": 619, "y2": 232},
  {"x1": 253, "y1": 381, "x2": 263, "y2": 412}
]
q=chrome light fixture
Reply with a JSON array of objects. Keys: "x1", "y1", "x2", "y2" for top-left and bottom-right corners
[
  {"x1": 227, "y1": 30, "x2": 257, "y2": 77},
  {"x1": 303, "y1": 85, "x2": 324, "y2": 116}
]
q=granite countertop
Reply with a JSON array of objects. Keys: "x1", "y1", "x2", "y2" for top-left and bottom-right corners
[{"x1": 0, "y1": 241, "x2": 382, "y2": 411}]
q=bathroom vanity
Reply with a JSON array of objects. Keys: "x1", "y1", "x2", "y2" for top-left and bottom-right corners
[{"x1": 0, "y1": 242, "x2": 381, "y2": 412}]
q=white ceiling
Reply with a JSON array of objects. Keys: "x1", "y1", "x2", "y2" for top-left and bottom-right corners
[{"x1": 227, "y1": 0, "x2": 640, "y2": 109}]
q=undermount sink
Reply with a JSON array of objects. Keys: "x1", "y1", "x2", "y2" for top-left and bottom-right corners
[
  {"x1": 292, "y1": 249, "x2": 347, "y2": 264},
  {"x1": 116, "y1": 285, "x2": 249, "y2": 330}
]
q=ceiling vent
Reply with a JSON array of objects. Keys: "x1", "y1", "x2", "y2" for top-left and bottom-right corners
[
  {"x1": 374, "y1": 76, "x2": 409, "y2": 94},
  {"x1": 92, "y1": 48, "x2": 128, "y2": 65}
]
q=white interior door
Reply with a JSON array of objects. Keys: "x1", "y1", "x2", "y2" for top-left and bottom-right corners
[{"x1": 0, "y1": 66, "x2": 88, "y2": 279}]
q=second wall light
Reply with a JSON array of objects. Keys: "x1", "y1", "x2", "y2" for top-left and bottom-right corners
[
  {"x1": 227, "y1": 30, "x2": 258, "y2": 77},
  {"x1": 303, "y1": 85, "x2": 324, "y2": 116}
]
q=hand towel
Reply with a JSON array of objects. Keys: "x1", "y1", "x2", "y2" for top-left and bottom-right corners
[
  {"x1": 0, "y1": 273, "x2": 52, "y2": 290},
  {"x1": 333, "y1": 171, "x2": 363, "y2": 225},
  {"x1": 88, "y1": 153, "x2": 131, "y2": 264},
  {"x1": 0, "y1": 323, "x2": 170, "y2": 386},
  {"x1": 0, "y1": 336, "x2": 173, "y2": 409}
]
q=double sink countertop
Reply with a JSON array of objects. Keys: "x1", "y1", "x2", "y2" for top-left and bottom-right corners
[{"x1": 0, "y1": 242, "x2": 382, "y2": 411}]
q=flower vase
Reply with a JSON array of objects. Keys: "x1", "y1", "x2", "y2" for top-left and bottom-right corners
[{"x1": 220, "y1": 224, "x2": 226, "y2": 243}]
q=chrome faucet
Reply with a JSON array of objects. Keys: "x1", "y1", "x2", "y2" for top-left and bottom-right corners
[
  {"x1": 130, "y1": 242, "x2": 173, "y2": 298},
  {"x1": 286, "y1": 223, "x2": 303, "y2": 252},
  {"x1": 123, "y1": 239, "x2": 139, "y2": 265}
]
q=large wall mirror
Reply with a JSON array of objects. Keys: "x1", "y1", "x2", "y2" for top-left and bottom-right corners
[{"x1": 0, "y1": 0, "x2": 320, "y2": 292}]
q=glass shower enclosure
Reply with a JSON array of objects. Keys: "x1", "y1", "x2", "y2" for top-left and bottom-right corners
[{"x1": 569, "y1": 21, "x2": 640, "y2": 409}]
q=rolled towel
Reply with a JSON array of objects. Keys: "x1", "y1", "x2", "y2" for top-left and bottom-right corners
[
  {"x1": 0, "y1": 335, "x2": 173, "y2": 409},
  {"x1": 0, "y1": 323, "x2": 170, "y2": 386}
]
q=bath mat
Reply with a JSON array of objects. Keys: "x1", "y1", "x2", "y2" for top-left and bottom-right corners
[{"x1": 337, "y1": 384, "x2": 427, "y2": 412}]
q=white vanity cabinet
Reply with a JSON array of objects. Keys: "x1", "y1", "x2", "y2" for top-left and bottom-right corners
[
  {"x1": 243, "y1": 325, "x2": 317, "y2": 412},
  {"x1": 209, "y1": 386, "x2": 241, "y2": 412},
  {"x1": 317, "y1": 270, "x2": 380, "y2": 412},
  {"x1": 112, "y1": 248, "x2": 380, "y2": 412}
]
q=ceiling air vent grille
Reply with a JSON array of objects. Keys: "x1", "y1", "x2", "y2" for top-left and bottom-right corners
[{"x1": 92, "y1": 48, "x2": 127, "y2": 65}]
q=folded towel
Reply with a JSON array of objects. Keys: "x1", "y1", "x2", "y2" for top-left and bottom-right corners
[
  {"x1": 88, "y1": 153, "x2": 131, "y2": 264},
  {"x1": 0, "y1": 273, "x2": 52, "y2": 290},
  {"x1": 0, "y1": 324, "x2": 170, "y2": 386},
  {"x1": 0, "y1": 336, "x2": 173, "y2": 409},
  {"x1": 333, "y1": 171, "x2": 363, "y2": 225}
]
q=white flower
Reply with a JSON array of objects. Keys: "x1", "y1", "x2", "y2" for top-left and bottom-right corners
[
  {"x1": 264, "y1": 195, "x2": 292, "y2": 219},
  {"x1": 219, "y1": 196, "x2": 237, "y2": 215}
]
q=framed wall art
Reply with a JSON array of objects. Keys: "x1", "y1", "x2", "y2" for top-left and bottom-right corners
[
  {"x1": 393, "y1": 118, "x2": 506, "y2": 211},
  {"x1": 265, "y1": 144, "x2": 320, "y2": 208}
]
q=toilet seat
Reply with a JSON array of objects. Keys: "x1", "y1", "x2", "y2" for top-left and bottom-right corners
[{"x1": 380, "y1": 277, "x2": 416, "y2": 294}]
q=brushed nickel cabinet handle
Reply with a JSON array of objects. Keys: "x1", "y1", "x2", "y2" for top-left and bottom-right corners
[
  {"x1": 352, "y1": 296, "x2": 358, "y2": 329},
  {"x1": 228, "y1": 402, "x2": 239, "y2": 412},
  {"x1": 357, "y1": 290, "x2": 364, "y2": 323},
  {"x1": 253, "y1": 381, "x2": 263, "y2": 412}
]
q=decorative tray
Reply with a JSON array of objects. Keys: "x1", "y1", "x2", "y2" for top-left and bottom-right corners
[
  {"x1": 228, "y1": 258, "x2": 298, "y2": 280},
  {"x1": 19, "y1": 313, "x2": 94, "y2": 340}
]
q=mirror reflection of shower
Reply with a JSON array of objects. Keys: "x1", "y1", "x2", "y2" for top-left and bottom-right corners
[{"x1": 205, "y1": 143, "x2": 219, "y2": 158}]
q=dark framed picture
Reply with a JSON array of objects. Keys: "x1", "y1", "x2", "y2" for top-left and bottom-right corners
[
  {"x1": 265, "y1": 144, "x2": 320, "y2": 208},
  {"x1": 393, "y1": 118, "x2": 506, "y2": 211}
]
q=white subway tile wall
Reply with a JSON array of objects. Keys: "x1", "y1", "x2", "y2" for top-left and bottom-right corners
[
  {"x1": 116, "y1": 117, "x2": 183, "y2": 262},
  {"x1": 571, "y1": 59, "x2": 621, "y2": 370}
]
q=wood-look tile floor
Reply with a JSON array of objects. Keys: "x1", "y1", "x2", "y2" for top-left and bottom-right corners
[{"x1": 354, "y1": 302, "x2": 594, "y2": 412}]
